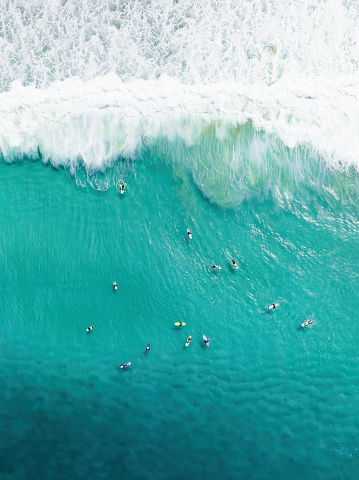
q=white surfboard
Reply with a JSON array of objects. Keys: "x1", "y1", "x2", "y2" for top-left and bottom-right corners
[
  {"x1": 120, "y1": 362, "x2": 131, "y2": 369},
  {"x1": 203, "y1": 335, "x2": 210, "y2": 346},
  {"x1": 268, "y1": 303, "x2": 279, "y2": 310}
]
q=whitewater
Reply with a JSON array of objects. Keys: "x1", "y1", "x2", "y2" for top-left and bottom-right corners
[{"x1": 0, "y1": 0, "x2": 358, "y2": 172}]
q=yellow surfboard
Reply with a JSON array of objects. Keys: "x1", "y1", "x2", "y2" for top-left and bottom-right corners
[
  {"x1": 185, "y1": 336, "x2": 192, "y2": 347},
  {"x1": 174, "y1": 322, "x2": 186, "y2": 326}
]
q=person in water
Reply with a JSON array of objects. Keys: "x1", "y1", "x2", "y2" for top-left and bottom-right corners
[
  {"x1": 232, "y1": 259, "x2": 238, "y2": 267},
  {"x1": 146, "y1": 344, "x2": 150, "y2": 351},
  {"x1": 179, "y1": 322, "x2": 183, "y2": 326},
  {"x1": 121, "y1": 182, "x2": 125, "y2": 191},
  {"x1": 86, "y1": 326, "x2": 94, "y2": 332},
  {"x1": 303, "y1": 320, "x2": 313, "y2": 326},
  {"x1": 211, "y1": 265, "x2": 221, "y2": 270},
  {"x1": 187, "y1": 229, "x2": 192, "y2": 237},
  {"x1": 271, "y1": 303, "x2": 277, "y2": 309},
  {"x1": 113, "y1": 281, "x2": 117, "y2": 290},
  {"x1": 204, "y1": 337, "x2": 209, "y2": 344}
]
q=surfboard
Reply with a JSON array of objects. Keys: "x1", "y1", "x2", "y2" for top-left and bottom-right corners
[
  {"x1": 203, "y1": 335, "x2": 210, "y2": 346},
  {"x1": 211, "y1": 265, "x2": 222, "y2": 271},
  {"x1": 120, "y1": 362, "x2": 131, "y2": 369},
  {"x1": 146, "y1": 343, "x2": 150, "y2": 351},
  {"x1": 268, "y1": 303, "x2": 279, "y2": 310},
  {"x1": 187, "y1": 228, "x2": 192, "y2": 240},
  {"x1": 185, "y1": 336, "x2": 192, "y2": 347},
  {"x1": 174, "y1": 322, "x2": 186, "y2": 326}
]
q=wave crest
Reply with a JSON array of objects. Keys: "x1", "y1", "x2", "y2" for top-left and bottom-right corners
[{"x1": 0, "y1": 75, "x2": 358, "y2": 173}]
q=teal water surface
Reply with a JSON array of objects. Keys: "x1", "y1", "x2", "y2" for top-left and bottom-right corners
[{"x1": 1, "y1": 153, "x2": 359, "y2": 480}]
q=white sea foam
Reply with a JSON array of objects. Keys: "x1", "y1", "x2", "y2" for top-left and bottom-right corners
[
  {"x1": 0, "y1": 0, "x2": 357, "y2": 90},
  {"x1": 0, "y1": 73, "x2": 358, "y2": 170},
  {"x1": 0, "y1": 0, "x2": 358, "y2": 170}
]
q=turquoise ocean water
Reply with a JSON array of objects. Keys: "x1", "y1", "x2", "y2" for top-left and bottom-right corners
[
  {"x1": 1, "y1": 1, "x2": 359, "y2": 479},
  {"x1": 1, "y1": 142, "x2": 359, "y2": 479}
]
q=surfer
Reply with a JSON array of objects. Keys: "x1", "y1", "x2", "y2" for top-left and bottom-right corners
[
  {"x1": 120, "y1": 362, "x2": 131, "y2": 369},
  {"x1": 232, "y1": 259, "x2": 238, "y2": 268},
  {"x1": 86, "y1": 326, "x2": 94, "y2": 332},
  {"x1": 187, "y1": 228, "x2": 192, "y2": 239},
  {"x1": 146, "y1": 343, "x2": 150, "y2": 352},
  {"x1": 301, "y1": 319, "x2": 313, "y2": 327},
  {"x1": 270, "y1": 303, "x2": 277, "y2": 309},
  {"x1": 113, "y1": 281, "x2": 117, "y2": 290},
  {"x1": 120, "y1": 181, "x2": 125, "y2": 194},
  {"x1": 203, "y1": 336, "x2": 209, "y2": 345},
  {"x1": 211, "y1": 265, "x2": 221, "y2": 270}
]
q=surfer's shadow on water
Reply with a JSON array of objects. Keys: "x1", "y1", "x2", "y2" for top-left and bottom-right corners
[
  {"x1": 261, "y1": 308, "x2": 276, "y2": 315},
  {"x1": 296, "y1": 326, "x2": 307, "y2": 332},
  {"x1": 117, "y1": 366, "x2": 128, "y2": 372},
  {"x1": 208, "y1": 268, "x2": 222, "y2": 277},
  {"x1": 226, "y1": 263, "x2": 241, "y2": 274}
]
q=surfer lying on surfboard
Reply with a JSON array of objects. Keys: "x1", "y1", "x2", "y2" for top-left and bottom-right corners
[
  {"x1": 210, "y1": 265, "x2": 222, "y2": 270},
  {"x1": 301, "y1": 319, "x2": 313, "y2": 327},
  {"x1": 268, "y1": 303, "x2": 279, "y2": 310},
  {"x1": 120, "y1": 362, "x2": 131, "y2": 369}
]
